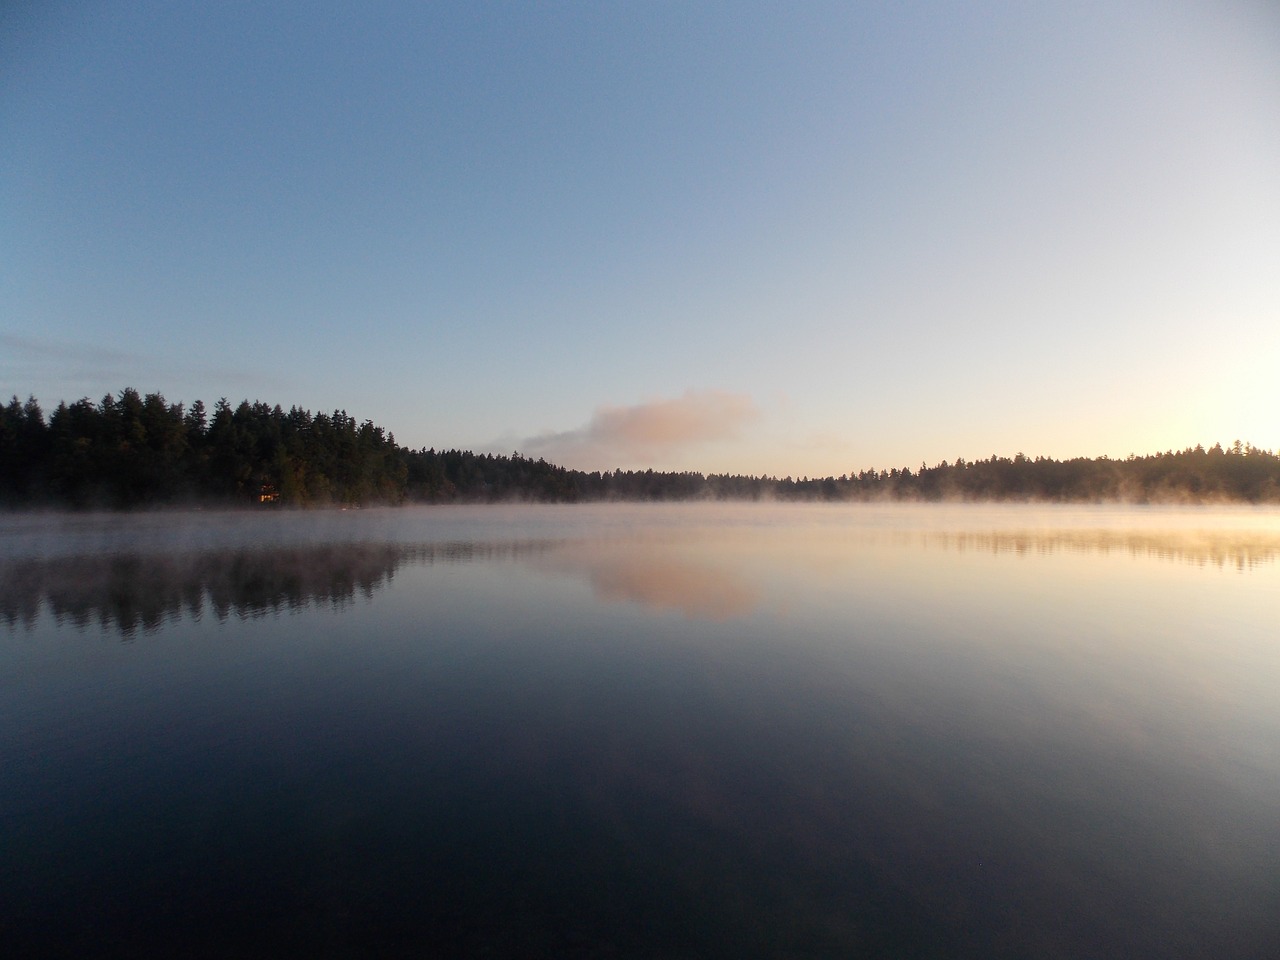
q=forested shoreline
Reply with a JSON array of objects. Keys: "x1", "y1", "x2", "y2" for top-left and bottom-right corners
[{"x1": 2, "y1": 390, "x2": 1278, "y2": 508}]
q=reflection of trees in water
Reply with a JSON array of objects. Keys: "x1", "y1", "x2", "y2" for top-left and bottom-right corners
[
  {"x1": 920, "y1": 530, "x2": 1280, "y2": 570},
  {"x1": 0, "y1": 541, "x2": 547, "y2": 637}
]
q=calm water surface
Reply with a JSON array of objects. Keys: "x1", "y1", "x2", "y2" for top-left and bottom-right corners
[{"x1": 2, "y1": 503, "x2": 1278, "y2": 958}]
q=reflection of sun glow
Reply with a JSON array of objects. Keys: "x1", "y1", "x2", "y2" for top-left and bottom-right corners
[{"x1": 531, "y1": 504, "x2": 1280, "y2": 623}]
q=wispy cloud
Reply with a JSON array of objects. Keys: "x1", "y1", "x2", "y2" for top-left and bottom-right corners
[
  {"x1": 0, "y1": 332, "x2": 264, "y2": 398},
  {"x1": 523, "y1": 390, "x2": 759, "y2": 469},
  {"x1": 0, "y1": 332, "x2": 143, "y2": 365}
]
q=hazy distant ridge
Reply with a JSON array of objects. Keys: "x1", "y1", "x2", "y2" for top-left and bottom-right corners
[{"x1": 3, "y1": 390, "x2": 1277, "y2": 508}]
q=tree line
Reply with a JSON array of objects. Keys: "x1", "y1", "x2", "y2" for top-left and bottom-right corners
[{"x1": 2, "y1": 390, "x2": 1278, "y2": 508}]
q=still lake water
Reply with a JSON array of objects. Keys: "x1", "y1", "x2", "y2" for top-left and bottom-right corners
[{"x1": 2, "y1": 503, "x2": 1278, "y2": 958}]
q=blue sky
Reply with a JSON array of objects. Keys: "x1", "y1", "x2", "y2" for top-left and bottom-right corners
[{"x1": 4, "y1": 1, "x2": 1278, "y2": 476}]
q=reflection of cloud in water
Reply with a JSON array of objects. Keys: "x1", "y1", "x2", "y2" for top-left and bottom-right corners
[{"x1": 539, "y1": 540, "x2": 761, "y2": 621}]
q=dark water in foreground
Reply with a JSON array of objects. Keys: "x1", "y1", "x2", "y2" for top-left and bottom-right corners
[{"x1": 2, "y1": 504, "x2": 1278, "y2": 958}]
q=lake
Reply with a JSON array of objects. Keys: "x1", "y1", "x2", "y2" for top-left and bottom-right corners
[{"x1": 2, "y1": 503, "x2": 1278, "y2": 958}]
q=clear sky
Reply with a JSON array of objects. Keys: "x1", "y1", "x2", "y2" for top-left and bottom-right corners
[{"x1": 3, "y1": 1, "x2": 1278, "y2": 477}]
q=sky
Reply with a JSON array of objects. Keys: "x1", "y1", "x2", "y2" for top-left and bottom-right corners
[{"x1": 3, "y1": 1, "x2": 1278, "y2": 477}]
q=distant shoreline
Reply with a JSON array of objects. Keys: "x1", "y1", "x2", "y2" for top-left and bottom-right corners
[
  {"x1": 5, "y1": 487, "x2": 1280, "y2": 514},
  {"x1": 4, "y1": 390, "x2": 1278, "y2": 509}
]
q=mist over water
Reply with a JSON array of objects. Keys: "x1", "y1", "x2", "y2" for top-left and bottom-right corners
[{"x1": 3, "y1": 503, "x2": 1278, "y2": 957}]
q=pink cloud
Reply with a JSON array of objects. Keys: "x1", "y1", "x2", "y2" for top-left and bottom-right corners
[{"x1": 525, "y1": 390, "x2": 759, "y2": 468}]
